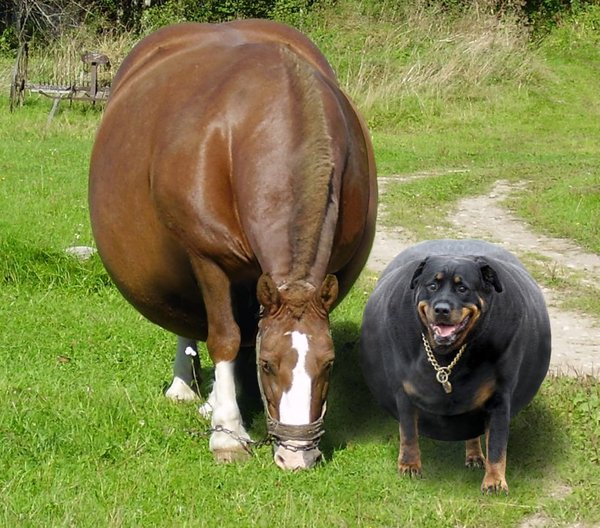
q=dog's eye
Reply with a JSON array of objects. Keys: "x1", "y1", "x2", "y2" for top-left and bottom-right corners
[
  {"x1": 456, "y1": 284, "x2": 468, "y2": 294},
  {"x1": 427, "y1": 283, "x2": 438, "y2": 292}
]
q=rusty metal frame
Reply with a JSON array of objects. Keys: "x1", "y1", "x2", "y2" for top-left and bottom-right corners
[{"x1": 9, "y1": 42, "x2": 112, "y2": 112}]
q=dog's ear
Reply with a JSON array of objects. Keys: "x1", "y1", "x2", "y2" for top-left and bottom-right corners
[
  {"x1": 410, "y1": 258, "x2": 429, "y2": 289},
  {"x1": 475, "y1": 257, "x2": 503, "y2": 293}
]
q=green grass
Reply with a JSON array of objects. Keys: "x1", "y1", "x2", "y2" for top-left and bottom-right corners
[
  {"x1": 1, "y1": 4, "x2": 599, "y2": 526},
  {"x1": 1, "y1": 274, "x2": 599, "y2": 526}
]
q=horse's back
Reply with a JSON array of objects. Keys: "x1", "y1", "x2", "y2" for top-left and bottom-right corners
[
  {"x1": 111, "y1": 20, "x2": 337, "y2": 97},
  {"x1": 89, "y1": 21, "x2": 376, "y2": 339}
]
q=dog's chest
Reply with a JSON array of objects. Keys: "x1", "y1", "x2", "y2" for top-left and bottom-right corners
[{"x1": 401, "y1": 362, "x2": 496, "y2": 416}]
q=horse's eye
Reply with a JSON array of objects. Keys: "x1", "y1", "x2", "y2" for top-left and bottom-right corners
[
  {"x1": 259, "y1": 360, "x2": 274, "y2": 375},
  {"x1": 324, "y1": 360, "x2": 334, "y2": 373}
]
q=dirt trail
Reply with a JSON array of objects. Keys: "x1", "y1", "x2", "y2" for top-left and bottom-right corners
[{"x1": 367, "y1": 177, "x2": 600, "y2": 377}]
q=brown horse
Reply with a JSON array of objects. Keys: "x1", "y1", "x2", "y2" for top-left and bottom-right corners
[{"x1": 89, "y1": 19, "x2": 377, "y2": 470}]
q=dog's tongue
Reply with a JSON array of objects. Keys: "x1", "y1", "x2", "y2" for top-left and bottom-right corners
[{"x1": 434, "y1": 324, "x2": 458, "y2": 337}]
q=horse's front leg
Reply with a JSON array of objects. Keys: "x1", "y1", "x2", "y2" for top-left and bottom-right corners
[
  {"x1": 165, "y1": 336, "x2": 201, "y2": 401},
  {"x1": 191, "y1": 258, "x2": 251, "y2": 463}
]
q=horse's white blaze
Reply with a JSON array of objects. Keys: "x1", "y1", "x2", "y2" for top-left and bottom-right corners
[{"x1": 279, "y1": 331, "x2": 312, "y2": 425}]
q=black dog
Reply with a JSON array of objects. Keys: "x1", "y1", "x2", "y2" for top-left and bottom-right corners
[{"x1": 360, "y1": 239, "x2": 551, "y2": 493}]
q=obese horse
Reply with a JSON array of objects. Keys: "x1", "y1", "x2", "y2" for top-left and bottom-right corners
[{"x1": 89, "y1": 20, "x2": 377, "y2": 470}]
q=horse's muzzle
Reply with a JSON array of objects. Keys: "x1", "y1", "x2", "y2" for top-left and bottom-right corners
[
  {"x1": 267, "y1": 413, "x2": 325, "y2": 470},
  {"x1": 274, "y1": 442, "x2": 322, "y2": 470}
]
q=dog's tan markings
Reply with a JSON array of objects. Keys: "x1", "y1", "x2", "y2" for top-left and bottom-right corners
[
  {"x1": 435, "y1": 272, "x2": 444, "y2": 281},
  {"x1": 448, "y1": 303, "x2": 482, "y2": 348},
  {"x1": 482, "y1": 453, "x2": 508, "y2": 494},
  {"x1": 402, "y1": 381, "x2": 418, "y2": 396},
  {"x1": 417, "y1": 300, "x2": 429, "y2": 326},
  {"x1": 398, "y1": 416, "x2": 422, "y2": 478},
  {"x1": 465, "y1": 437, "x2": 485, "y2": 468},
  {"x1": 482, "y1": 428, "x2": 509, "y2": 494},
  {"x1": 472, "y1": 379, "x2": 496, "y2": 409},
  {"x1": 477, "y1": 295, "x2": 486, "y2": 312},
  {"x1": 454, "y1": 275, "x2": 463, "y2": 284}
]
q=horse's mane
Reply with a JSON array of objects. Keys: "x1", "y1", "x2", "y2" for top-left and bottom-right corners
[{"x1": 279, "y1": 45, "x2": 335, "y2": 282}]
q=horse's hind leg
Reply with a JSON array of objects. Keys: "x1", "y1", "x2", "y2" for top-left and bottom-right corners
[{"x1": 165, "y1": 336, "x2": 201, "y2": 401}]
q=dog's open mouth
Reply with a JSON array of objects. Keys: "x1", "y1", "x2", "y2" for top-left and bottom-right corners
[{"x1": 430, "y1": 316, "x2": 470, "y2": 345}]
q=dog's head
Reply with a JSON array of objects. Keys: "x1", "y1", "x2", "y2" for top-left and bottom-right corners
[{"x1": 410, "y1": 255, "x2": 502, "y2": 352}]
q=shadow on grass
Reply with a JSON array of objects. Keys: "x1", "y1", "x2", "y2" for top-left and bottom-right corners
[
  {"x1": 323, "y1": 319, "x2": 567, "y2": 478},
  {"x1": 178, "y1": 320, "x2": 567, "y2": 485},
  {"x1": 322, "y1": 320, "x2": 396, "y2": 458}
]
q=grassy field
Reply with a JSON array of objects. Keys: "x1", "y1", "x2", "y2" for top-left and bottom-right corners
[{"x1": 1, "y1": 2, "x2": 599, "y2": 526}]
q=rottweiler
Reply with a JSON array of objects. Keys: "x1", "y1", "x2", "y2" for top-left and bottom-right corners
[{"x1": 360, "y1": 239, "x2": 551, "y2": 493}]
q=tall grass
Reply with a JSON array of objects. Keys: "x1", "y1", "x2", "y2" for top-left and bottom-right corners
[
  {"x1": 7, "y1": 1, "x2": 536, "y2": 125},
  {"x1": 15, "y1": 28, "x2": 134, "y2": 90},
  {"x1": 305, "y1": 0, "x2": 537, "y2": 128}
]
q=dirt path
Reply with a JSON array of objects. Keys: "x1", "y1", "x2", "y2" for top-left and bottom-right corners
[{"x1": 367, "y1": 177, "x2": 600, "y2": 377}]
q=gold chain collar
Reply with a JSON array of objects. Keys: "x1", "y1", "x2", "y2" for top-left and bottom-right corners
[{"x1": 421, "y1": 333, "x2": 466, "y2": 394}]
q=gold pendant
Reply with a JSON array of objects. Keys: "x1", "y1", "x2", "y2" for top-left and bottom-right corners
[{"x1": 436, "y1": 369, "x2": 452, "y2": 394}]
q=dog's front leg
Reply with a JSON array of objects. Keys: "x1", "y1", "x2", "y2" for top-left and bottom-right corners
[
  {"x1": 482, "y1": 395, "x2": 511, "y2": 494},
  {"x1": 396, "y1": 391, "x2": 422, "y2": 477},
  {"x1": 465, "y1": 437, "x2": 485, "y2": 468}
]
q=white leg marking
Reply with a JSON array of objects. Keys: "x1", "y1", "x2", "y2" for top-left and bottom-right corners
[
  {"x1": 209, "y1": 361, "x2": 249, "y2": 452},
  {"x1": 279, "y1": 331, "x2": 312, "y2": 425},
  {"x1": 165, "y1": 337, "x2": 200, "y2": 401},
  {"x1": 199, "y1": 384, "x2": 216, "y2": 418}
]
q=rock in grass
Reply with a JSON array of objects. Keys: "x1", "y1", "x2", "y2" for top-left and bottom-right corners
[{"x1": 65, "y1": 246, "x2": 97, "y2": 260}]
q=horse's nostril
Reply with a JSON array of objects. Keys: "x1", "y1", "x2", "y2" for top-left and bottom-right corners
[{"x1": 274, "y1": 452, "x2": 287, "y2": 469}]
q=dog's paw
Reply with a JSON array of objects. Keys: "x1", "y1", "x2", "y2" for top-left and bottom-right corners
[
  {"x1": 398, "y1": 461, "x2": 423, "y2": 478},
  {"x1": 465, "y1": 454, "x2": 485, "y2": 469},
  {"x1": 481, "y1": 475, "x2": 509, "y2": 495}
]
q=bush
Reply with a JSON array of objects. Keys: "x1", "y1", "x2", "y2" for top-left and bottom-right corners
[{"x1": 140, "y1": 0, "x2": 317, "y2": 34}]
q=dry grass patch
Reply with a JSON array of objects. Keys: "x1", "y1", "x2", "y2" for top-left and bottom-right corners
[{"x1": 308, "y1": 0, "x2": 540, "y2": 127}]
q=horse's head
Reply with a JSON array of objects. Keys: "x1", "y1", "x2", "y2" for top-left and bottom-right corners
[{"x1": 256, "y1": 273, "x2": 338, "y2": 470}]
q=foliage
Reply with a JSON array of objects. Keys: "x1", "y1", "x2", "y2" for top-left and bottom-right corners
[
  {"x1": 524, "y1": 0, "x2": 600, "y2": 33},
  {"x1": 0, "y1": 26, "x2": 17, "y2": 53},
  {"x1": 2, "y1": 0, "x2": 599, "y2": 51},
  {"x1": 1, "y1": 0, "x2": 320, "y2": 47},
  {"x1": 140, "y1": 0, "x2": 316, "y2": 32}
]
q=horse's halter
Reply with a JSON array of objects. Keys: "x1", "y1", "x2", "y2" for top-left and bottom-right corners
[{"x1": 255, "y1": 329, "x2": 327, "y2": 452}]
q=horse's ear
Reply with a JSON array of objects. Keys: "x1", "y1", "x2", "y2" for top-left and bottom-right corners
[
  {"x1": 410, "y1": 258, "x2": 428, "y2": 289},
  {"x1": 257, "y1": 273, "x2": 281, "y2": 313},
  {"x1": 318, "y1": 274, "x2": 338, "y2": 313},
  {"x1": 475, "y1": 257, "x2": 503, "y2": 293}
]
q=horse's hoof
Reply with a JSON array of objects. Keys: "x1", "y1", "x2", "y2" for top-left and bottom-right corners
[
  {"x1": 165, "y1": 377, "x2": 198, "y2": 402},
  {"x1": 198, "y1": 401, "x2": 213, "y2": 418},
  {"x1": 214, "y1": 449, "x2": 251, "y2": 464}
]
